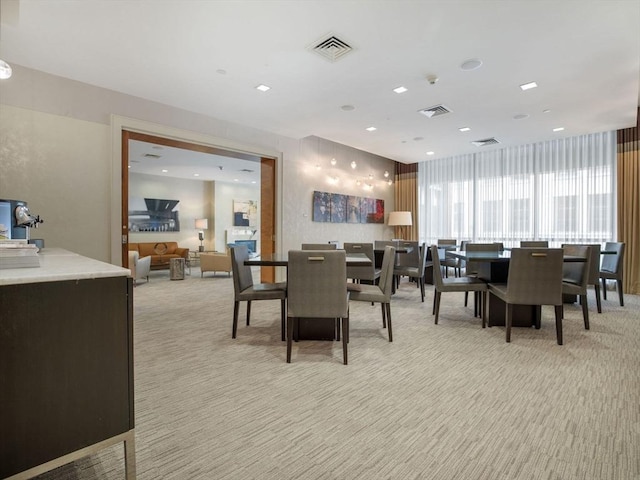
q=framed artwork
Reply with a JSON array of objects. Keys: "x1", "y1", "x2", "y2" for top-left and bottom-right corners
[
  {"x1": 330, "y1": 194, "x2": 346, "y2": 223},
  {"x1": 233, "y1": 199, "x2": 258, "y2": 226},
  {"x1": 372, "y1": 199, "x2": 385, "y2": 223},
  {"x1": 346, "y1": 196, "x2": 361, "y2": 223},
  {"x1": 360, "y1": 197, "x2": 374, "y2": 224},
  {"x1": 128, "y1": 197, "x2": 180, "y2": 232},
  {"x1": 312, "y1": 191, "x2": 331, "y2": 222}
]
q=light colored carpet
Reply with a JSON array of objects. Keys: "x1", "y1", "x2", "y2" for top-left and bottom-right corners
[{"x1": 37, "y1": 267, "x2": 640, "y2": 480}]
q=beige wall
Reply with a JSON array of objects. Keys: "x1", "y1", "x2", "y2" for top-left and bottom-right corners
[{"x1": 0, "y1": 64, "x2": 397, "y2": 263}]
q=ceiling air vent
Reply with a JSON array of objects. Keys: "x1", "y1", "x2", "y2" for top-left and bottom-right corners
[
  {"x1": 418, "y1": 104, "x2": 452, "y2": 118},
  {"x1": 471, "y1": 137, "x2": 500, "y2": 147},
  {"x1": 239, "y1": 169, "x2": 255, "y2": 173},
  {"x1": 143, "y1": 153, "x2": 162, "y2": 159},
  {"x1": 310, "y1": 35, "x2": 353, "y2": 62}
]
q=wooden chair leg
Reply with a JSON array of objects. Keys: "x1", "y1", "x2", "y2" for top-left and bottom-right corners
[
  {"x1": 419, "y1": 278, "x2": 425, "y2": 302},
  {"x1": 246, "y1": 300, "x2": 252, "y2": 325},
  {"x1": 385, "y1": 303, "x2": 393, "y2": 342},
  {"x1": 505, "y1": 303, "x2": 512, "y2": 343},
  {"x1": 341, "y1": 317, "x2": 349, "y2": 365},
  {"x1": 281, "y1": 298, "x2": 286, "y2": 341},
  {"x1": 286, "y1": 316, "x2": 294, "y2": 363},
  {"x1": 601, "y1": 278, "x2": 608, "y2": 300},
  {"x1": 617, "y1": 279, "x2": 624, "y2": 306},
  {"x1": 232, "y1": 301, "x2": 240, "y2": 338},
  {"x1": 464, "y1": 291, "x2": 469, "y2": 307},
  {"x1": 434, "y1": 291, "x2": 441, "y2": 324},
  {"x1": 580, "y1": 294, "x2": 590, "y2": 330},
  {"x1": 555, "y1": 305, "x2": 563, "y2": 345},
  {"x1": 593, "y1": 284, "x2": 602, "y2": 313},
  {"x1": 381, "y1": 303, "x2": 386, "y2": 328}
]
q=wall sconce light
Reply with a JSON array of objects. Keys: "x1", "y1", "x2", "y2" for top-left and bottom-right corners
[
  {"x1": 356, "y1": 179, "x2": 361, "y2": 186},
  {"x1": 387, "y1": 179, "x2": 393, "y2": 186},
  {"x1": 384, "y1": 170, "x2": 390, "y2": 178},
  {"x1": 368, "y1": 174, "x2": 374, "y2": 180},
  {"x1": 330, "y1": 158, "x2": 337, "y2": 166},
  {"x1": 350, "y1": 161, "x2": 357, "y2": 169},
  {"x1": 315, "y1": 164, "x2": 321, "y2": 170},
  {"x1": 0, "y1": 59, "x2": 12, "y2": 80}
]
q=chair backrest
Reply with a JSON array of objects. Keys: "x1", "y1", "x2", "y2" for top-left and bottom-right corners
[
  {"x1": 562, "y1": 245, "x2": 591, "y2": 289},
  {"x1": 344, "y1": 242, "x2": 375, "y2": 281},
  {"x1": 520, "y1": 240, "x2": 549, "y2": 248},
  {"x1": 563, "y1": 243, "x2": 600, "y2": 285},
  {"x1": 465, "y1": 243, "x2": 501, "y2": 275},
  {"x1": 396, "y1": 241, "x2": 419, "y2": 267},
  {"x1": 287, "y1": 250, "x2": 348, "y2": 318},
  {"x1": 506, "y1": 248, "x2": 563, "y2": 305},
  {"x1": 378, "y1": 245, "x2": 397, "y2": 300},
  {"x1": 374, "y1": 240, "x2": 398, "y2": 250},
  {"x1": 437, "y1": 239, "x2": 457, "y2": 246},
  {"x1": 301, "y1": 243, "x2": 337, "y2": 250},
  {"x1": 430, "y1": 245, "x2": 445, "y2": 289},
  {"x1": 601, "y1": 242, "x2": 625, "y2": 275},
  {"x1": 230, "y1": 245, "x2": 254, "y2": 295}
]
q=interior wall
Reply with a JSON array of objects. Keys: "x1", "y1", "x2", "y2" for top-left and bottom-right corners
[
  {"x1": 1, "y1": 64, "x2": 398, "y2": 264},
  {"x1": 214, "y1": 182, "x2": 260, "y2": 252}
]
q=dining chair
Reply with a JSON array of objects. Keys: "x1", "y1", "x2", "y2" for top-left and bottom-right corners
[
  {"x1": 488, "y1": 248, "x2": 564, "y2": 344},
  {"x1": 348, "y1": 245, "x2": 396, "y2": 341},
  {"x1": 344, "y1": 242, "x2": 381, "y2": 284},
  {"x1": 393, "y1": 242, "x2": 427, "y2": 302},
  {"x1": 437, "y1": 239, "x2": 460, "y2": 277},
  {"x1": 520, "y1": 240, "x2": 549, "y2": 247},
  {"x1": 561, "y1": 245, "x2": 592, "y2": 330},
  {"x1": 430, "y1": 246, "x2": 488, "y2": 326},
  {"x1": 286, "y1": 250, "x2": 349, "y2": 364},
  {"x1": 600, "y1": 241, "x2": 625, "y2": 306},
  {"x1": 374, "y1": 240, "x2": 399, "y2": 250},
  {"x1": 230, "y1": 245, "x2": 287, "y2": 341},
  {"x1": 301, "y1": 243, "x2": 337, "y2": 250},
  {"x1": 463, "y1": 243, "x2": 501, "y2": 312},
  {"x1": 565, "y1": 244, "x2": 602, "y2": 313}
]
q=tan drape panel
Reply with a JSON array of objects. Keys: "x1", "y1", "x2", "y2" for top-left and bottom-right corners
[
  {"x1": 394, "y1": 163, "x2": 418, "y2": 240},
  {"x1": 617, "y1": 107, "x2": 640, "y2": 294}
]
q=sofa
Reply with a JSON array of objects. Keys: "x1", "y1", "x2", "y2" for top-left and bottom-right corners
[
  {"x1": 128, "y1": 242, "x2": 189, "y2": 270},
  {"x1": 200, "y1": 252, "x2": 232, "y2": 277}
]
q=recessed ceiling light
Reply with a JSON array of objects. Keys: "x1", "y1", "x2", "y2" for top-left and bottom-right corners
[
  {"x1": 513, "y1": 114, "x2": 529, "y2": 120},
  {"x1": 0, "y1": 59, "x2": 12, "y2": 79},
  {"x1": 553, "y1": 127, "x2": 565, "y2": 132},
  {"x1": 251, "y1": 181, "x2": 257, "y2": 184},
  {"x1": 520, "y1": 81, "x2": 538, "y2": 91},
  {"x1": 366, "y1": 126, "x2": 377, "y2": 132},
  {"x1": 393, "y1": 86, "x2": 408, "y2": 94},
  {"x1": 256, "y1": 84, "x2": 270, "y2": 92},
  {"x1": 128, "y1": 165, "x2": 131, "y2": 169},
  {"x1": 193, "y1": 173, "x2": 200, "y2": 177},
  {"x1": 162, "y1": 169, "x2": 168, "y2": 173},
  {"x1": 426, "y1": 151, "x2": 435, "y2": 156},
  {"x1": 341, "y1": 105, "x2": 355, "y2": 111},
  {"x1": 459, "y1": 127, "x2": 471, "y2": 132},
  {"x1": 460, "y1": 58, "x2": 483, "y2": 71},
  {"x1": 543, "y1": 109, "x2": 551, "y2": 114},
  {"x1": 234, "y1": 178, "x2": 239, "y2": 182}
]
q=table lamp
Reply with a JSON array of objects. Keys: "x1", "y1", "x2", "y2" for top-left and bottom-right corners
[
  {"x1": 387, "y1": 211, "x2": 412, "y2": 240},
  {"x1": 195, "y1": 218, "x2": 208, "y2": 252}
]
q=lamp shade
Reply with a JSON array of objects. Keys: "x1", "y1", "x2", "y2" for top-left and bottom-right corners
[
  {"x1": 195, "y1": 218, "x2": 208, "y2": 230},
  {"x1": 387, "y1": 211, "x2": 412, "y2": 226}
]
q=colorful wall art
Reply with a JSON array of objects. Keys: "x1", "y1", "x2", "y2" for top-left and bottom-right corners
[{"x1": 312, "y1": 191, "x2": 384, "y2": 224}]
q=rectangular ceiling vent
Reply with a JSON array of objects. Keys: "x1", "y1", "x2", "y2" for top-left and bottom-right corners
[
  {"x1": 471, "y1": 137, "x2": 500, "y2": 147},
  {"x1": 143, "y1": 153, "x2": 162, "y2": 159},
  {"x1": 310, "y1": 35, "x2": 353, "y2": 62},
  {"x1": 418, "y1": 104, "x2": 452, "y2": 118},
  {"x1": 239, "y1": 168, "x2": 255, "y2": 173}
]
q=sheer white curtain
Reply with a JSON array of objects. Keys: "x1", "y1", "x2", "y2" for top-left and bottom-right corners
[{"x1": 418, "y1": 131, "x2": 616, "y2": 247}]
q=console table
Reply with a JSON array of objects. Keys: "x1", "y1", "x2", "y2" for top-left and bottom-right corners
[{"x1": 0, "y1": 248, "x2": 136, "y2": 479}]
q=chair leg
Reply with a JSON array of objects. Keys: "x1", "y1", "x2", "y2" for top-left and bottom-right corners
[
  {"x1": 281, "y1": 298, "x2": 286, "y2": 341},
  {"x1": 286, "y1": 316, "x2": 294, "y2": 363},
  {"x1": 381, "y1": 303, "x2": 386, "y2": 328},
  {"x1": 246, "y1": 300, "x2": 252, "y2": 325},
  {"x1": 232, "y1": 301, "x2": 240, "y2": 338},
  {"x1": 555, "y1": 305, "x2": 563, "y2": 345},
  {"x1": 434, "y1": 291, "x2": 441, "y2": 324},
  {"x1": 580, "y1": 294, "x2": 590, "y2": 330},
  {"x1": 419, "y1": 278, "x2": 425, "y2": 302},
  {"x1": 593, "y1": 284, "x2": 602, "y2": 313},
  {"x1": 617, "y1": 279, "x2": 624, "y2": 306},
  {"x1": 481, "y1": 291, "x2": 487, "y2": 328},
  {"x1": 341, "y1": 317, "x2": 349, "y2": 365},
  {"x1": 464, "y1": 291, "x2": 469, "y2": 307},
  {"x1": 505, "y1": 303, "x2": 512, "y2": 343},
  {"x1": 336, "y1": 318, "x2": 341, "y2": 341},
  {"x1": 601, "y1": 278, "x2": 608, "y2": 300},
  {"x1": 385, "y1": 303, "x2": 393, "y2": 342}
]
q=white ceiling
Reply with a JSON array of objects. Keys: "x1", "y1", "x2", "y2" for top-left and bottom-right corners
[{"x1": 1, "y1": 0, "x2": 639, "y2": 167}]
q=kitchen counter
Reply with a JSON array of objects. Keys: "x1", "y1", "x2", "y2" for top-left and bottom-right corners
[{"x1": 0, "y1": 247, "x2": 130, "y2": 285}]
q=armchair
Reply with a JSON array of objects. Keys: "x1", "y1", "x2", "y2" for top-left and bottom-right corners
[
  {"x1": 128, "y1": 250, "x2": 151, "y2": 285},
  {"x1": 200, "y1": 252, "x2": 232, "y2": 277}
]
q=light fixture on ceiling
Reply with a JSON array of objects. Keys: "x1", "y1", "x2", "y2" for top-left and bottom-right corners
[
  {"x1": 0, "y1": 59, "x2": 12, "y2": 80},
  {"x1": 393, "y1": 86, "x2": 408, "y2": 94},
  {"x1": 384, "y1": 170, "x2": 390, "y2": 178},
  {"x1": 426, "y1": 74, "x2": 439, "y2": 85},
  {"x1": 256, "y1": 84, "x2": 271, "y2": 92},
  {"x1": 460, "y1": 58, "x2": 483, "y2": 71},
  {"x1": 330, "y1": 158, "x2": 337, "y2": 166},
  {"x1": 553, "y1": 127, "x2": 565, "y2": 132},
  {"x1": 193, "y1": 173, "x2": 200, "y2": 177},
  {"x1": 513, "y1": 114, "x2": 529, "y2": 120},
  {"x1": 459, "y1": 127, "x2": 471, "y2": 132},
  {"x1": 368, "y1": 174, "x2": 374, "y2": 180},
  {"x1": 162, "y1": 169, "x2": 168, "y2": 173},
  {"x1": 426, "y1": 151, "x2": 435, "y2": 156},
  {"x1": 351, "y1": 161, "x2": 357, "y2": 169},
  {"x1": 387, "y1": 179, "x2": 393, "y2": 186},
  {"x1": 520, "y1": 81, "x2": 538, "y2": 91},
  {"x1": 366, "y1": 126, "x2": 377, "y2": 132},
  {"x1": 356, "y1": 179, "x2": 361, "y2": 186},
  {"x1": 315, "y1": 164, "x2": 321, "y2": 170}
]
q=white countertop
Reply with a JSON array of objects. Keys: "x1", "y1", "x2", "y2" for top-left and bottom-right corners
[{"x1": 0, "y1": 248, "x2": 131, "y2": 286}]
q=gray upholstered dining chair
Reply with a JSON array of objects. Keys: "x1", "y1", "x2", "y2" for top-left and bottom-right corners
[
  {"x1": 600, "y1": 241, "x2": 625, "y2": 306},
  {"x1": 301, "y1": 243, "x2": 337, "y2": 250},
  {"x1": 561, "y1": 244, "x2": 592, "y2": 330},
  {"x1": 488, "y1": 248, "x2": 564, "y2": 344},
  {"x1": 230, "y1": 245, "x2": 287, "y2": 341},
  {"x1": 520, "y1": 240, "x2": 549, "y2": 247},
  {"x1": 437, "y1": 239, "x2": 460, "y2": 277},
  {"x1": 286, "y1": 250, "x2": 349, "y2": 364},
  {"x1": 564, "y1": 243, "x2": 602, "y2": 313},
  {"x1": 463, "y1": 243, "x2": 502, "y2": 312},
  {"x1": 344, "y1": 242, "x2": 381, "y2": 284},
  {"x1": 430, "y1": 246, "x2": 488, "y2": 326},
  {"x1": 348, "y1": 245, "x2": 396, "y2": 341},
  {"x1": 393, "y1": 242, "x2": 427, "y2": 302}
]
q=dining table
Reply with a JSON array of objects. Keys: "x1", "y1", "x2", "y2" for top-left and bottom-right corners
[
  {"x1": 245, "y1": 252, "x2": 372, "y2": 340},
  {"x1": 446, "y1": 249, "x2": 586, "y2": 328}
]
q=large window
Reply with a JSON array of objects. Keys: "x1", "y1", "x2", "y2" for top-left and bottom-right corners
[{"x1": 418, "y1": 131, "x2": 616, "y2": 247}]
